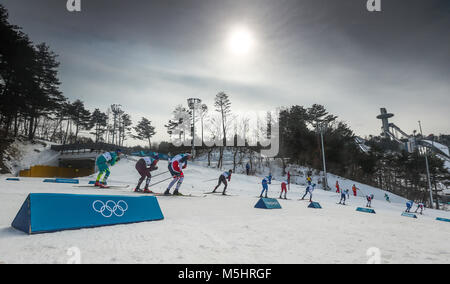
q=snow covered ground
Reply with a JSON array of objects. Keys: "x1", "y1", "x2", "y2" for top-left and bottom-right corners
[
  {"x1": 1, "y1": 139, "x2": 60, "y2": 175},
  {"x1": 0, "y1": 157, "x2": 449, "y2": 264}
]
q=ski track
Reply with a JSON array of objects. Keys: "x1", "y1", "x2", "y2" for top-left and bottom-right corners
[{"x1": 0, "y1": 158, "x2": 449, "y2": 264}]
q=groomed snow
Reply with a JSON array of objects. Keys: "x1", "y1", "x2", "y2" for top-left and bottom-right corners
[{"x1": 0, "y1": 157, "x2": 449, "y2": 264}]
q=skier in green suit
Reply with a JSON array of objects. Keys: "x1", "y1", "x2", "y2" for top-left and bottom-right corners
[{"x1": 95, "y1": 149, "x2": 122, "y2": 187}]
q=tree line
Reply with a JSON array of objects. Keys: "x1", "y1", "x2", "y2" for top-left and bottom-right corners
[
  {"x1": 1, "y1": 4, "x2": 446, "y2": 206},
  {"x1": 277, "y1": 105, "x2": 448, "y2": 208},
  {"x1": 165, "y1": 94, "x2": 449, "y2": 208},
  {"x1": 0, "y1": 5, "x2": 156, "y2": 147}
]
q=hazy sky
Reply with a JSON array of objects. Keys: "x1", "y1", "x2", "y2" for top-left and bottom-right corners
[{"x1": 2, "y1": 0, "x2": 449, "y2": 145}]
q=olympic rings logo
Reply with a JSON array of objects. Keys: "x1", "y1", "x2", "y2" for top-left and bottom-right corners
[{"x1": 92, "y1": 200, "x2": 128, "y2": 218}]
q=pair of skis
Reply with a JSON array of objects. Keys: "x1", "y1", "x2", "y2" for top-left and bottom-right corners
[
  {"x1": 76, "y1": 170, "x2": 172, "y2": 189},
  {"x1": 278, "y1": 197, "x2": 291, "y2": 200},
  {"x1": 134, "y1": 191, "x2": 206, "y2": 198},
  {"x1": 74, "y1": 184, "x2": 130, "y2": 189},
  {"x1": 204, "y1": 191, "x2": 234, "y2": 196}
]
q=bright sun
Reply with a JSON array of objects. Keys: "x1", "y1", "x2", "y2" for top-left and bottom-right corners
[{"x1": 227, "y1": 27, "x2": 255, "y2": 55}]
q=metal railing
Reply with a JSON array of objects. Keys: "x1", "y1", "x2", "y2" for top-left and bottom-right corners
[{"x1": 51, "y1": 143, "x2": 132, "y2": 154}]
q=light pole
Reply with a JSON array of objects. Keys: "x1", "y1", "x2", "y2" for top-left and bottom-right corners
[
  {"x1": 200, "y1": 104, "x2": 208, "y2": 145},
  {"x1": 110, "y1": 104, "x2": 122, "y2": 145},
  {"x1": 418, "y1": 121, "x2": 434, "y2": 209},
  {"x1": 317, "y1": 122, "x2": 329, "y2": 191},
  {"x1": 187, "y1": 98, "x2": 202, "y2": 159}
]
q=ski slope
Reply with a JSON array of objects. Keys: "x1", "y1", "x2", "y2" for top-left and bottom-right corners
[{"x1": 0, "y1": 157, "x2": 449, "y2": 264}]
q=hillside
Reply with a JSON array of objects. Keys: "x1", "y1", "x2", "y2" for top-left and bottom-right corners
[{"x1": 0, "y1": 156, "x2": 449, "y2": 263}]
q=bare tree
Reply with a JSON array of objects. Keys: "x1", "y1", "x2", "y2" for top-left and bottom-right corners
[
  {"x1": 214, "y1": 92, "x2": 232, "y2": 169},
  {"x1": 110, "y1": 104, "x2": 123, "y2": 145},
  {"x1": 203, "y1": 113, "x2": 223, "y2": 167},
  {"x1": 165, "y1": 104, "x2": 191, "y2": 145}
]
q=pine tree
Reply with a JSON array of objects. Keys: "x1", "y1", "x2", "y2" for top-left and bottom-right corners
[
  {"x1": 67, "y1": 99, "x2": 91, "y2": 142},
  {"x1": 118, "y1": 113, "x2": 132, "y2": 146},
  {"x1": 90, "y1": 109, "x2": 108, "y2": 143},
  {"x1": 25, "y1": 43, "x2": 64, "y2": 140},
  {"x1": 306, "y1": 104, "x2": 337, "y2": 128},
  {"x1": 134, "y1": 117, "x2": 156, "y2": 149},
  {"x1": 0, "y1": 5, "x2": 36, "y2": 137}
]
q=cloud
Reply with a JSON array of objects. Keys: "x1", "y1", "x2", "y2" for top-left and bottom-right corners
[{"x1": 2, "y1": 0, "x2": 449, "y2": 144}]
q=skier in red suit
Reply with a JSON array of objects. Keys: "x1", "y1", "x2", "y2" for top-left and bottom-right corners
[
  {"x1": 279, "y1": 180, "x2": 288, "y2": 199},
  {"x1": 164, "y1": 153, "x2": 191, "y2": 195}
]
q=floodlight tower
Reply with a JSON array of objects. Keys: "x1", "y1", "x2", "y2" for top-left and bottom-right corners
[
  {"x1": 316, "y1": 122, "x2": 329, "y2": 191},
  {"x1": 187, "y1": 98, "x2": 202, "y2": 159}
]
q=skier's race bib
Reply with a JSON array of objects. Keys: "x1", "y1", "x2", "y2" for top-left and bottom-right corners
[
  {"x1": 102, "y1": 152, "x2": 112, "y2": 161},
  {"x1": 170, "y1": 154, "x2": 184, "y2": 163}
]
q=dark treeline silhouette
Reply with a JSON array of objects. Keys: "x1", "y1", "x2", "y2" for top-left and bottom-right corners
[
  {"x1": 279, "y1": 104, "x2": 449, "y2": 208},
  {"x1": 164, "y1": 92, "x2": 448, "y2": 207},
  {"x1": 0, "y1": 5, "x2": 154, "y2": 148},
  {"x1": 361, "y1": 137, "x2": 449, "y2": 209},
  {"x1": 0, "y1": 5, "x2": 64, "y2": 140},
  {"x1": 279, "y1": 104, "x2": 358, "y2": 176}
]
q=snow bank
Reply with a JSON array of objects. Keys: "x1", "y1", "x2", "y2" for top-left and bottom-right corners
[{"x1": 1, "y1": 139, "x2": 60, "y2": 175}]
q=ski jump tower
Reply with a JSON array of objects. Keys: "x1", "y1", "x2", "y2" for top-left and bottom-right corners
[
  {"x1": 376, "y1": 108, "x2": 450, "y2": 160},
  {"x1": 377, "y1": 108, "x2": 395, "y2": 140},
  {"x1": 377, "y1": 108, "x2": 412, "y2": 145}
]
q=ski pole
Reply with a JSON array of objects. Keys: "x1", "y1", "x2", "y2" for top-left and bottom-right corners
[
  {"x1": 152, "y1": 171, "x2": 170, "y2": 179},
  {"x1": 357, "y1": 187, "x2": 368, "y2": 197},
  {"x1": 203, "y1": 178, "x2": 218, "y2": 183},
  {"x1": 148, "y1": 176, "x2": 173, "y2": 188}
]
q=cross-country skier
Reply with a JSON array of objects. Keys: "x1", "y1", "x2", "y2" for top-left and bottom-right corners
[
  {"x1": 405, "y1": 200, "x2": 414, "y2": 213},
  {"x1": 366, "y1": 194, "x2": 374, "y2": 208},
  {"x1": 134, "y1": 154, "x2": 160, "y2": 193},
  {"x1": 279, "y1": 180, "x2": 288, "y2": 199},
  {"x1": 95, "y1": 149, "x2": 122, "y2": 187},
  {"x1": 415, "y1": 202, "x2": 425, "y2": 215},
  {"x1": 260, "y1": 175, "x2": 272, "y2": 198},
  {"x1": 306, "y1": 175, "x2": 312, "y2": 186},
  {"x1": 384, "y1": 193, "x2": 391, "y2": 203},
  {"x1": 336, "y1": 180, "x2": 340, "y2": 193},
  {"x1": 352, "y1": 184, "x2": 358, "y2": 196},
  {"x1": 287, "y1": 171, "x2": 291, "y2": 190},
  {"x1": 212, "y1": 169, "x2": 232, "y2": 195},
  {"x1": 301, "y1": 183, "x2": 316, "y2": 202},
  {"x1": 246, "y1": 162, "x2": 250, "y2": 175},
  {"x1": 338, "y1": 189, "x2": 347, "y2": 205},
  {"x1": 164, "y1": 153, "x2": 191, "y2": 195}
]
